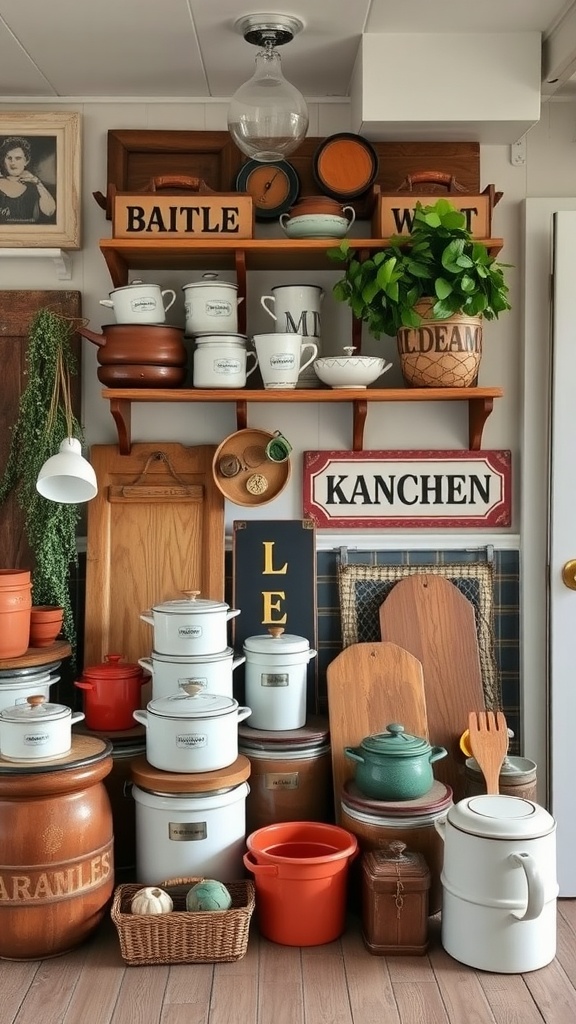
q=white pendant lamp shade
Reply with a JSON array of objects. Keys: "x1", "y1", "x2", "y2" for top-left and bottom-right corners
[
  {"x1": 36, "y1": 437, "x2": 98, "y2": 504},
  {"x1": 228, "y1": 14, "x2": 309, "y2": 163}
]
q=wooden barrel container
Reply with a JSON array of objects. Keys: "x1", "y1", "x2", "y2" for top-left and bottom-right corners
[
  {"x1": 464, "y1": 756, "x2": 538, "y2": 802},
  {"x1": 238, "y1": 716, "x2": 333, "y2": 833},
  {"x1": 0, "y1": 734, "x2": 114, "y2": 960}
]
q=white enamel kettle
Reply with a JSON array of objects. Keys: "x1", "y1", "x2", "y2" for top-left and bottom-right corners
[{"x1": 435, "y1": 794, "x2": 558, "y2": 973}]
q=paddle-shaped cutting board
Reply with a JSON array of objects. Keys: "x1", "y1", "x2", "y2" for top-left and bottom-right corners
[
  {"x1": 379, "y1": 574, "x2": 485, "y2": 803},
  {"x1": 326, "y1": 641, "x2": 428, "y2": 822}
]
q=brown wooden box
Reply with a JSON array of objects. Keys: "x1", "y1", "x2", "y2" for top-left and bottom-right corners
[
  {"x1": 361, "y1": 844, "x2": 431, "y2": 956},
  {"x1": 111, "y1": 187, "x2": 254, "y2": 240},
  {"x1": 371, "y1": 182, "x2": 501, "y2": 239}
]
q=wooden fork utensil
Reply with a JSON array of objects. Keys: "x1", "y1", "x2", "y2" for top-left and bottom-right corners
[{"x1": 467, "y1": 710, "x2": 509, "y2": 795}]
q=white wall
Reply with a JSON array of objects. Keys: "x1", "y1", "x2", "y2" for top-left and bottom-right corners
[{"x1": 2, "y1": 97, "x2": 575, "y2": 536}]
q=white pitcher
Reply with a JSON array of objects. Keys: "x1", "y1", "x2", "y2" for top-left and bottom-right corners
[{"x1": 260, "y1": 285, "x2": 324, "y2": 388}]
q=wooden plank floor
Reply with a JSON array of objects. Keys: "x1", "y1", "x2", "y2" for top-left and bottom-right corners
[{"x1": 1, "y1": 902, "x2": 575, "y2": 1024}]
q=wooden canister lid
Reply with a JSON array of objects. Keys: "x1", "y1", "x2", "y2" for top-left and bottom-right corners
[
  {"x1": 130, "y1": 753, "x2": 251, "y2": 794},
  {"x1": 238, "y1": 714, "x2": 329, "y2": 750},
  {"x1": 342, "y1": 778, "x2": 453, "y2": 817}
]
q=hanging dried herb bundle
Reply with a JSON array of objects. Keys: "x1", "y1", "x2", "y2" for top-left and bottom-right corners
[{"x1": 0, "y1": 308, "x2": 84, "y2": 660}]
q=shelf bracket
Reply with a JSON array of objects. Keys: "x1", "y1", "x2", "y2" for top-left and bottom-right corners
[
  {"x1": 352, "y1": 400, "x2": 368, "y2": 451},
  {"x1": 109, "y1": 398, "x2": 132, "y2": 454},
  {"x1": 235, "y1": 399, "x2": 248, "y2": 431},
  {"x1": 468, "y1": 396, "x2": 494, "y2": 450}
]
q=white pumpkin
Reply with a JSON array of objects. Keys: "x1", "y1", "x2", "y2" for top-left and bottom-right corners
[{"x1": 130, "y1": 886, "x2": 173, "y2": 915}]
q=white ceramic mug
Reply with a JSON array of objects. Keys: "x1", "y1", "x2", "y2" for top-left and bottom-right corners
[
  {"x1": 193, "y1": 338, "x2": 258, "y2": 388},
  {"x1": 252, "y1": 333, "x2": 318, "y2": 389},
  {"x1": 99, "y1": 281, "x2": 176, "y2": 324},
  {"x1": 260, "y1": 284, "x2": 324, "y2": 339}
]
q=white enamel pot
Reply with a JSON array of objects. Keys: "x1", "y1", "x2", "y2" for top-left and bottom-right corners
[
  {"x1": 183, "y1": 274, "x2": 243, "y2": 335},
  {"x1": 99, "y1": 281, "x2": 176, "y2": 324},
  {"x1": 139, "y1": 591, "x2": 240, "y2": 656},
  {"x1": 0, "y1": 672, "x2": 59, "y2": 712},
  {"x1": 133, "y1": 688, "x2": 252, "y2": 773},
  {"x1": 243, "y1": 627, "x2": 317, "y2": 731},
  {"x1": 0, "y1": 695, "x2": 84, "y2": 762},
  {"x1": 435, "y1": 794, "x2": 558, "y2": 973},
  {"x1": 138, "y1": 647, "x2": 246, "y2": 700}
]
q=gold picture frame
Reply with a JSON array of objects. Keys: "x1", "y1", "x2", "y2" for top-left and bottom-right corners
[{"x1": 0, "y1": 111, "x2": 81, "y2": 248}]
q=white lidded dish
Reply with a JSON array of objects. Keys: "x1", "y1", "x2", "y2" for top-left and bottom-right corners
[
  {"x1": 139, "y1": 590, "x2": 240, "y2": 656},
  {"x1": 0, "y1": 673, "x2": 59, "y2": 713},
  {"x1": 0, "y1": 695, "x2": 84, "y2": 762},
  {"x1": 138, "y1": 647, "x2": 245, "y2": 701}
]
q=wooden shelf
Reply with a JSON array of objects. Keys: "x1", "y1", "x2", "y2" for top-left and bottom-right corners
[
  {"x1": 98, "y1": 237, "x2": 504, "y2": 288},
  {"x1": 0, "y1": 640, "x2": 72, "y2": 671},
  {"x1": 101, "y1": 386, "x2": 503, "y2": 455}
]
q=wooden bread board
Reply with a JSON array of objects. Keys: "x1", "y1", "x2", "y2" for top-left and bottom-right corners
[{"x1": 326, "y1": 641, "x2": 428, "y2": 822}]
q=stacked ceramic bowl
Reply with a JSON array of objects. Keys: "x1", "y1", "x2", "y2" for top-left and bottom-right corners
[
  {"x1": 131, "y1": 590, "x2": 252, "y2": 883},
  {"x1": 184, "y1": 273, "x2": 256, "y2": 388}
]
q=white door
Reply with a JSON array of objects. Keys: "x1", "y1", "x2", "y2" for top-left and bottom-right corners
[
  {"x1": 549, "y1": 211, "x2": 576, "y2": 896},
  {"x1": 524, "y1": 200, "x2": 576, "y2": 897}
]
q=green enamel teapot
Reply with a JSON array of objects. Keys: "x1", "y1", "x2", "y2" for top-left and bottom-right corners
[{"x1": 344, "y1": 722, "x2": 447, "y2": 801}]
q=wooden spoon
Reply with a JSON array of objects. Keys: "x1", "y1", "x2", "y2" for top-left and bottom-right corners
[{"x1": 467, "y1": 710, "x2": 509, "y2": 795}]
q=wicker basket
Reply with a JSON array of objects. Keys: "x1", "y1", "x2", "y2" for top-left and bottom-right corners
[{"x1": 111, "y1": 877, "x2": 255, "y2": 966}]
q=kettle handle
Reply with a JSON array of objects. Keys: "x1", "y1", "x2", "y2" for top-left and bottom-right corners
[{"x1": 510, "y1": 852, "x2": 546, "y2": 921}]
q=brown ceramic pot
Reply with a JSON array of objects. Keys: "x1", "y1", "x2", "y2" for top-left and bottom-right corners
[
  {"x1": 29, "y1": 605, "x2": 64, "y2": 648},
  {"x1": 97, "y1": 363, "x2": 187, "y2": 388},
  {"x1": 79, "y1": 323, "x2": 187, "y2": 366}
]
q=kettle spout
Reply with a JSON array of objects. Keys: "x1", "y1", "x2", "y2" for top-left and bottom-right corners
[{"x1": 78, "y1": 324, "x2": 106, "y2": 348}]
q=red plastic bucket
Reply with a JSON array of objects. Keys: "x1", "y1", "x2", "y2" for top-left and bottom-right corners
[{"x1": 244, "y1": 821, "x2": 358, "y2": 946}]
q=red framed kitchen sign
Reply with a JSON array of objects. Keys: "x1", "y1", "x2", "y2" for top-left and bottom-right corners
[{"x1": 303, "y1": 450, "x2": 511, "y2": 528}]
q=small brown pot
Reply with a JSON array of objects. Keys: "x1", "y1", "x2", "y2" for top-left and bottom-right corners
[{"x1": 29, "y1": 605, "x2": 64, "y2": 648}]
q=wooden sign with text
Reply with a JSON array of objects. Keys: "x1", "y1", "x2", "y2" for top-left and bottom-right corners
[
  {"x1": 232, "y1": 520, "x2": 318, "y2": 712},
  {"x1": 303, "y1": 450, "x2": 511, "y2": 528},
  {"x1": 112, "y1": 192, "x2": 253, "y2": 239}
]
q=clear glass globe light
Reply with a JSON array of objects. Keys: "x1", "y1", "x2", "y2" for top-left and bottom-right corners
[{"x1": 228, "y1": 48, "x2": 308, "y2": 163}]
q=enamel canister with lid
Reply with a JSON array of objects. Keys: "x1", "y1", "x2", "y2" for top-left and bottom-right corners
[
  {"x1": 138, "y1": 646, "x2": 246, "y2": 701},
  {"x1": 132, "y1": 686, "x2": 251, "y2": 773},
  {"x1": 139, "y1": 590, "x2": 240, "y2": 656},
  {"x1": 344, "y1": 722, "x2": 447, "y2": 801},
  {"x1": 0, "y1": 694, "x2": 85, "y2": 761},
  {"x1": 99, "y1": 281, "x2": 176, "y2": 324},
  {"x1": 130, "y1": 753, "x2": 251, "y2": 884},
  {"x1": 243, "y1": 626, "x2": 317, "y2": 730},
  {"x1": 192, "y1": 334, "x2": 258, "y2": 388},
  {"x1": 436, "y1": 794, "x2": 558, "y2": 973},
  {"x1": 182, "y1": 274, "x2": 241, "y2": 335},
  {"x1": 74, "y1": 653, "x2": 147, "y2": 731}
]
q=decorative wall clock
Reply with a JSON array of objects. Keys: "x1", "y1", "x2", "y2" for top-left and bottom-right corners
[{"x1": 235, "y1": 159, "x2": 300, "y2": 220}]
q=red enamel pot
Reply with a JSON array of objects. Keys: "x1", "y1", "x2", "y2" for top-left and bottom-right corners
[{"x1": 75, "y1": 654, "x2": 147, "y2": 731}]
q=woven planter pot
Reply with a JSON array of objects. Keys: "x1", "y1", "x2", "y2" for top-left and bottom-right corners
[{"x1": 396, "y1": 299, "x2": 483, "y2": 388}]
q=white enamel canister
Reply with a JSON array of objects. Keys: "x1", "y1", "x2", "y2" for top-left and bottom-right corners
[
  {"x1": 182, "y1": 274, "x2": 241, "y2": 335},
  {"x1": 132, "y1": 689, "x2": 251, "y2": 773},
  {"x1": 436, "y1": 794, "x2": 558, "y2": 973},
  {"x1": 0, "y1": 695, "x2": 84, "y2": 762},
  {"x1": 138, "y1": 647, "x2": 246, "y2": 701},
  {"x1": 99, "y1": 281, "x2": 176, "y2": 324},
  {"x1": 243, "y1": 628, "x2": 317, "y2": 730},
  {"x1": 0, "y1": 672, "x2": 59, "y2": 712},
  {"x1": 139, "y1": 591, "x2": 240, "y2": 657},
  {"x1": 192, "y1": 334, "x2": 258, "y2": 388}
]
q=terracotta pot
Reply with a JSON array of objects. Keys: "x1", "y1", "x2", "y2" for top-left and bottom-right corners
[
  {"x1": 0, "y1": 569, "x2": 31, "y2": 659},
  {"x1": 97, "y1": 363, "x2": 187, "y2": 388},
  {"x1": 78, "y1": 323, "x2": 187, "y2": 366},
  {"x1": 29, "y1": 605, "x2": 64, "y2": 647}
]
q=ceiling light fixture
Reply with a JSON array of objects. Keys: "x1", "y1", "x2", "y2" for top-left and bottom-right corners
[{"x1": 227, "y1": 13, "x2": 309, "y2": 163}]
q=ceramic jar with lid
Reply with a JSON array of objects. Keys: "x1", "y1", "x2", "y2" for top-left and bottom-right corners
[
  {"x1": 74, "y1": 653, "x2": 147, "y2": 731},
  {"x1": 437, "y1": 795, "x2": 558, "y2": 973},
  {"x1": 243, "y1": 626, "x2": 317, "y2": 730},
  {"x1": 182, "y1": 274, "x2": 241, "y2": 335},
  {"x1": 344, "y1": 723, "x2": 447, "y2": 801}
]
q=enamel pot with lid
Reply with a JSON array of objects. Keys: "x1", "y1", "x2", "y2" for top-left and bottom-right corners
[
  {"x1": 344, "y1": 723, "x2": 447, "y2": 801},
  {"x1": 98, "y1": 280, "x2": 177, "y2": 324},
  {"x1": 74, "y1": 653, "x2": 147, "y2": 731},
  {"x1": 182, "y1": 273, "x2": 243, "y2": 335},
  {"x1": 0, "y1": 672, "x2": 59, "y2": 713},
  {"x1": 138, "y1": 647, "x2": 246, "y2": 701},
  {"x1": 243, "y1": 626, "x2": 317, "y2": 731},
  {"x1": 139, "y1": 590, "x2": 240, "y2": 656},
  {"x1": 132, "y1": 685, "x2": 252, "y2": 773},
  {"x1": 0, "y1": 695, "x2": 84, "y2": 762},
  {"x1": 436, "y1": 795, "x2": 558, "y2": 973}
]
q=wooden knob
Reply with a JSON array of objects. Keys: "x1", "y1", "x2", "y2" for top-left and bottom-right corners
[
  {"x1": 268, "y1": 626, "x2": 285, "y2": 639},
  {"x1": 27, "y1": 695, "x2": 47, "y2": 709},
  {"x1": 181, "y1": 590, "x2": 201, "y2": 602}
]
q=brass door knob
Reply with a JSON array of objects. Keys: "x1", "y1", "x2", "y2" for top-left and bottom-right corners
[{"x1": 562, "y1": 560, "x2": 576, "y2": 590}]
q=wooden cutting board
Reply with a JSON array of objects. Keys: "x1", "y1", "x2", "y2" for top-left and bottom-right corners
[
  {"x1": 326, "y1": 641, "x2": 428, "y2": 822},
  {"x1": 379, "y1": 574, "x2": 486, "y2": 803},
  {"x1": 84, "y1": 442, "x2": 224, "y2": 672}
]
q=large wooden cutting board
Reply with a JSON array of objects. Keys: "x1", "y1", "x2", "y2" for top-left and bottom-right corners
[
  {"x1": 326, "y1": 641, "x2": 428, "y2": 822},
  {"x1": 379, "y1": 574, "x2": 486, "y2": 803},
  {"x1": 84, "y1": 443, "x2": 224, "y2": 672}
]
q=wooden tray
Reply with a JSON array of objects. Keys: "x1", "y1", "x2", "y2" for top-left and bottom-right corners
[
  {"x1": 84, "y1": 443, "x2": 224, "y2": 669},
  {"x1": 212, "y1": 428, "x2": 291, "y2": 507}
]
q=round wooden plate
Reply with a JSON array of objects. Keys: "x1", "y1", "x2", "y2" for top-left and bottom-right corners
[
  {"x1": 211, "y1": 428, "x2": 291, "y2": 507},
  {"x1": 313, "y1": 132, "x2": 379, "y2": 200}
]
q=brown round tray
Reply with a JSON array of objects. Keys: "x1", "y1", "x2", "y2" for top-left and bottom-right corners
[
  {"x1": 211, "y1": 427, "x2": 291, "y2": 507},
  {"x1": 313, "y1": 132, "x2": 379, "y2": 200}
]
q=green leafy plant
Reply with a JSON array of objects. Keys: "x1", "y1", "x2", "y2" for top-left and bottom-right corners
[
  {"x1": 328, "y1": 198, "x2": 512, "y2": 338},
  {"x1": 0, "y1": 308, "x2": 84, "y2": 661}
]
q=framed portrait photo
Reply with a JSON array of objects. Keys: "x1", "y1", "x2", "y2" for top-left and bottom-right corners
[{"x1": 0, "y1": 111, "x2": 81, "y2": 248}]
